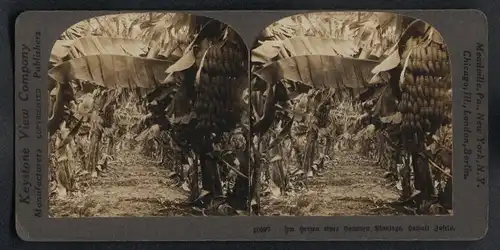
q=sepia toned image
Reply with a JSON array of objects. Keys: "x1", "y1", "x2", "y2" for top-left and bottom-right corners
[
  {"x1": 47, "y1": 12, "x2": 250, "y2": 217},
  {"x1": 250, "y1": 12, "x2": 452, "y2": 216},
  {"x1": 47, "y1": 11, "x2": 453, "y2": 219}
]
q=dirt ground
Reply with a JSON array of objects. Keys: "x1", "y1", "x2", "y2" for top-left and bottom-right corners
[
  {"x1": 260, "y1": 151, "x2": 401, "y2": 216},
  {"x1": 49, "y1": 152, "x2": 192, "y2": 217},
  {"x1": 49, "y1": 150, "x2": 401, "y2": 217}
]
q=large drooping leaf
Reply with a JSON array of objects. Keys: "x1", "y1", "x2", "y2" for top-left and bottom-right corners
[
  {"x1": 253, "y1": 55, "x2": 380, "y2": 89},
  {"x1": 68, "y1": 36, "x2": 148, "y2": 57},
  {"x1": 48, "y1": 54, "x2": 172, "y2": 89},
  {"x1": 50, "y1": 36, "x2": 149, "y2": 66},
  {"x1": 252, "y1": 36, "x2": 358, "y2": 65},
  {"x1": 62, "y1": 13, "x2": 192, "y2": 59},
  {"x1": 282, "y1": 36, "x2": 358, "y2": 57}
]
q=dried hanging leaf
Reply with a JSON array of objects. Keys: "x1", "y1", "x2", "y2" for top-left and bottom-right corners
[
  {"x1": 367, "y1": 48, "x2": 400, "y2": 84},
  {"x1": 398, "y1": 46, "x2": 415, "y2": 87},
  {"x1": 164, "y1": 48, "x2": 196, "y2": 75},
  {"x1": 253, "y1": 55, "x2": 379, "y2": 89},
  {"x1": 371, "y1": 48, "x2": 401, "y2": 75},
  {"x1": 48, "y1": 54, "x2": 172, "y2": 89},
  {"x1": 194, "y1": 45, "x2": 214, "y2": 86}
]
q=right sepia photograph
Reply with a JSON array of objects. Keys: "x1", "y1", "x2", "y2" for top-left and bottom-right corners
[{"x1": 250, "y1": 11, "x2": 452, "y2": 216}]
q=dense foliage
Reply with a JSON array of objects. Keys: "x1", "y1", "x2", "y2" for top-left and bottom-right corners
[{"x1": 48, "y1": 12, "x2": 452, "y2": 217}]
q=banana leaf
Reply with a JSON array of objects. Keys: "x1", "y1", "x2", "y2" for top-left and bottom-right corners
[
  {"x1": 48, "y1": 54, "x2": 172, "y2": 89},
  {"x1": 252, "y1": 36, "x2": 358, "y2": 65},
  {"x1": 253, "y1": 54, "x2": 380, "y2": 89},
  {"x1": 50, "y1": 36, "x2": 149, "y2": 66}
]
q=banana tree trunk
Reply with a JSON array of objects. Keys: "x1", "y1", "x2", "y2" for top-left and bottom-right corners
[
  {"x1": 401, "y1": 154, "x2": 412, "y2": 199},
  {"x1": 231, "y1": 149, "x2": 250, "y2": 210},
  {"x1": 302, "y1": 127, "x2": 318, "y2": 176},
  {"x1": 323, "y1": 135, "x2": 333, "y2": 158},
  {"x1": 200, "y1": 147, "x2": 222, "y2": 196},
  {"x1": 412, "y1": 151, "x2": 434, "y2": 201},
  {"x1": 293, "y1": 139, "x2": 303, "y2": 166},
  {"x1": 276, "y1": 145, "x2": 287, "y2": 193},
  {"x1": 84, "y1": 90, "x2": 108, "y2": 174},
  {"x1": 189, "y1": 154, "x2": 200, "y2": 202},
  {"x1": 249, "y1": 135, "x2": 263, "y2": 215},
  {"x1": 388, "y1": 140, "x2": 400, "y2": 178},
  {"x1": 177, "y1": 151, "x2": 187, "y2": 182},
  {"x1": 48, "y1": 82, "x2": 74, "y2": 136},
  {"x1": 106, "y1": 136, "x2": 115, "y2": 156},
  {"x1": 85, "y1": 128, "x2": 102, "y2": 173}
]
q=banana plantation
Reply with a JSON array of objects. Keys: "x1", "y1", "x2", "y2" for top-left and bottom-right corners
[{"x1": 48, "y1": 12, "x2": 452, "y2": 217}]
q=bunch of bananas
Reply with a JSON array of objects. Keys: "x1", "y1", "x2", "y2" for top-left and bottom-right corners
[
  {"x1": 193, "y1": 40, "x2": 247, "y2": 141},
  {"x1": 198, "y1": 42, "x2": 245, "y2": 76},
  {"x1": 398, "y1": 36, "x2": 451, "y2": 141},
  {"x1": 403, "y1": 39, "x2": 450, "y2": 77}
]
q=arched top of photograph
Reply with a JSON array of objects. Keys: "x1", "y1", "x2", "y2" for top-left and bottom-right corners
[{"x1": 48, "y1": 12, "x2": 248, "y2": 90}]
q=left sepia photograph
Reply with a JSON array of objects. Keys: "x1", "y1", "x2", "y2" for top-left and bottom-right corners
[{"x1": 47, "y1": 12, "x2": 250, "y2": 217}]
